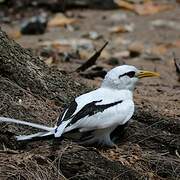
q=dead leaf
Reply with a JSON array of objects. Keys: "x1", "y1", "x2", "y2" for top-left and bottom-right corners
[
  {"x1": 149, "y1": 40, "x2": 180, "y2": 55},
  {"x1": 150, "y1": 44, "x2": 168, "y2": 56},
  {"x1": 114, "y1": 0, "x2": 174, "y2": 15},
  {"x1": 48, "y1": 13, "x2": 78, "y2": 27},
  {"x1": 114, "y1": 0, "x2": 134, "y2": 10},
  {"x1": 135, "y1": 2, "x2": 174, "y2": 15}
]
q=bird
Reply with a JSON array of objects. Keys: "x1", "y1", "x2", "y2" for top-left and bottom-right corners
[{"x1": 0, "y1": 65, "x2": 159, "y2": 146}]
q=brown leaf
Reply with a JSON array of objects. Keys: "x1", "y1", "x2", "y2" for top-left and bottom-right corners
[
  {"x1": 48, "y1": 13, "x2": 78, "y2": 27},
  {"x1": 149, "y1": 40, "x2": 180, "y2": 55},
  {"x1": 134, "y1": 2, "x2": 175, "y2": 15},
  {"x1": 114, "y1": 0, "x2": 134, "y2": 10},
  {"x1": 150, "y1": 44, "x2": 168, "y2": 56},
  {"x1": 115, "y1": 0, "x2": 174, "y2": 15}
]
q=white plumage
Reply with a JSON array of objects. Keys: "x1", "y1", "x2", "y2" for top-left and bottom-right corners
[{"x1": 0, "y1": 65, "x2": 159, "y2": 146}]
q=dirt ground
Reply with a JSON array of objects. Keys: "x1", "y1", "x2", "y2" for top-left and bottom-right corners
[{"x1": 0, "y1": 0, "x2": 180, "y2": 179}]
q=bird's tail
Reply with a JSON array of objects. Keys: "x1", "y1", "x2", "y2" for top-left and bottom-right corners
[
  {"x1": 16, "y1": 131, "x2": 54, "y2": 141},
  {"x1": 0, "y1": 117, "x2": 55, "y2": 141},
  {"x1": 0, "y1": 117, "x2": 54, "y2": 132}
]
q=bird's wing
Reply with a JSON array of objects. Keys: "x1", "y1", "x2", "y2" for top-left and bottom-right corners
[
  {"x1": 55, "y1": 89, "x2": 103, "y2": 137},
  {"x1": 56, "y1": 100, "x2": 78, "y2": 126},
  {"x1": 64, "y1": 99, "x2": 134, "y2": 133},
  {"x1": 55, "y1": 88, "x2": 134, "y2": 137}
]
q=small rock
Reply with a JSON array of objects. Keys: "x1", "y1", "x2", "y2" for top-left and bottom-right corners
[
  {"x1": 21, "y1": 13, "x2": 47, "y2": 35},
  {"x1": 48, "y1": 13, "x2": 78, "y2": 27},
  {"x1": 128, "y1": 42, "x2": 144, "y2": 57}
]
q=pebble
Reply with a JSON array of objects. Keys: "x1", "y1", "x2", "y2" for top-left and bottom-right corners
[{"x1": 128, "y1": 42, "x2": 144, "y2": 57}]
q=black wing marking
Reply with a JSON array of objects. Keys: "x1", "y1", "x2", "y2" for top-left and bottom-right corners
[
  {"x1": 57, "y1": 100, "x2": 78, "y2": 126},
  {"x1": 67, "y1": 99, "x2": 123, "y2": 127}
]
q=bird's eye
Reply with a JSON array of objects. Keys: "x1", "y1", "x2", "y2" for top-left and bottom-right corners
[
  {"x1": 119, "y1": 71, "x2": 136, "y2": 78},
  {"x1": 126, "y1": 71, "x2": 135, "y2": 78}
]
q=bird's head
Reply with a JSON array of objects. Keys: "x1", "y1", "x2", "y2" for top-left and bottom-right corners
[{"x1": 101, "y1": 65, "x2": 160, "y2": 91}]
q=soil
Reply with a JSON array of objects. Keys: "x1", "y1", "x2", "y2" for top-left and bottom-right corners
[{"x1": 0, "y1": 1, "x2": 180, "y2": 179}]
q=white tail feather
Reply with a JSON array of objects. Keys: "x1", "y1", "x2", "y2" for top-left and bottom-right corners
[
  {"x1": 54, "y1": 120, "x2": 70, "y2": 137},
  {"x1": 16, "y1": 132, "x2": 53, "y2": 141},
  {"x1": 0, "y1": 117, "x2": 54, "y2": 132}
]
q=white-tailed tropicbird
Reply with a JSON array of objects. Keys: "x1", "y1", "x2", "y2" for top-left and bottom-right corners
[{"x1": 0, "y1": 65, "x2": 159, "y2": 146}]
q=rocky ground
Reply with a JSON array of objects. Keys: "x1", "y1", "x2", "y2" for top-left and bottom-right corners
[{"x1": 0, "y1": 0, "x2": 180, "y2": 179}]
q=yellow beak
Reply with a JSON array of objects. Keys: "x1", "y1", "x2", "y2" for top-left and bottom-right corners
[{"x1": 136, "y1": 70, "x2": 160, "y2": 78}]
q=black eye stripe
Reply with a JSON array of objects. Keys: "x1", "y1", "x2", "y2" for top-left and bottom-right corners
[
  {"x1": 126, "y1": 71, "x2": 136, "y2": 78},
  {"x1": 119, "y1": 71, "x2": 135, "y2": 78}
]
